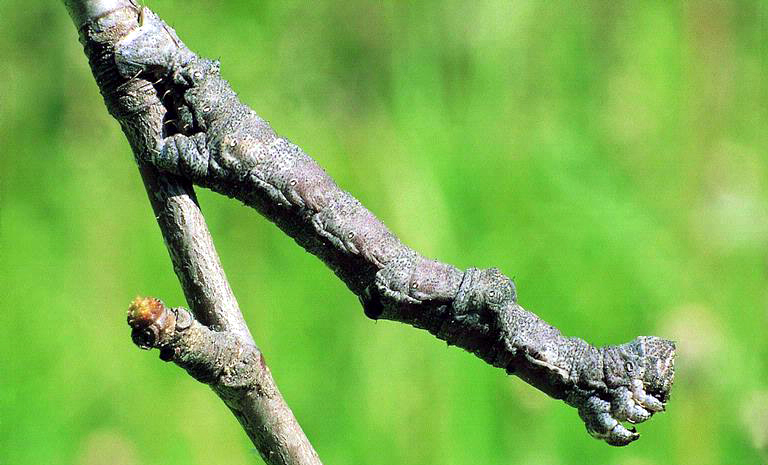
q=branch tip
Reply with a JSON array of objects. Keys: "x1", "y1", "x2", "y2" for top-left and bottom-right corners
[{"x1": 127, "y1": 296, "x2": 176, "y2": 349}]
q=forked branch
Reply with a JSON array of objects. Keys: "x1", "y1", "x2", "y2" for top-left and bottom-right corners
[{"x1": 63, "y1": 1, "x2": 321, "y2": 464}]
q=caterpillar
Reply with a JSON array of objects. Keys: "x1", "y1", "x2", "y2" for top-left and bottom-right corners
[{"x1": 114, "y1": 7, "x2": 675, "y2": 446}]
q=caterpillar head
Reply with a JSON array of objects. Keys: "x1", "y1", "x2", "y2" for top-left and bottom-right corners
[
  {"x1": 613, "y1": 336, "x2": 676, "y2": 404},
  {"x1": 634, "y1": 336, "x2": 676, "y2": 402},
  {"x1": 575, "y1": 336, "x2": 675, "y2": 446}
]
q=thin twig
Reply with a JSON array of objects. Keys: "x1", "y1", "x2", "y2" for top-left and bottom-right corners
[{"x1": 62, "y1": 1, "x2": 322, "y2": 464}]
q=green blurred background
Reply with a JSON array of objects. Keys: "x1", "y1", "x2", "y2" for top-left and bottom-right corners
[{"x1": 2, "y1": 1, "x2": 766, "y2": 464}]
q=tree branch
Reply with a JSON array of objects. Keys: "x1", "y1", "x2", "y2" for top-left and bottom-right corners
[
  {"x1": 62, "y1": 1, "x2": 321, "y2": 464},
  {"x1": 127, "y1": 297, "x2": 311, "y2": 464}
]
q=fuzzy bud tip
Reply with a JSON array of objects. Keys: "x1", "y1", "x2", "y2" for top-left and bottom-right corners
[{"x1": 127, "y1": 296, "x2": 165, "y2": 329}]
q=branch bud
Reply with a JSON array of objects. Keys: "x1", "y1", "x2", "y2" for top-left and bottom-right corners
[{"x1": 127, "y1": 296, "x2": 177, "y2": 349}]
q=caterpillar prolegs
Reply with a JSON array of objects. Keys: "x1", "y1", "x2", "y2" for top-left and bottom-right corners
[{"x1": 114, "y1": 7, "x2": 675, "y2": 446}]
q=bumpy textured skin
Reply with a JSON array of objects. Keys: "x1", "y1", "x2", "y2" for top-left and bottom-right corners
[
  {"x1": 449, "y1": 269, "x2": 674, "y2": 445},
  {"x1": 114, "y1": 9, "x2": 675, "y2": 446}
]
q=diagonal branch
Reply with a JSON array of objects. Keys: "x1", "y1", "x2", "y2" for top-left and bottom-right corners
[
  {"x1": 62, "y1": 1, "x2": 321, "y2": 464},
  {"x1": 127, "y1": 297, "x2": 308, "y2": 463}
]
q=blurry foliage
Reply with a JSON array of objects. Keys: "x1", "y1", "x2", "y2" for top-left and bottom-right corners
[{"x1": 1, "y1": 1, "x2": 766, "y2": 464}]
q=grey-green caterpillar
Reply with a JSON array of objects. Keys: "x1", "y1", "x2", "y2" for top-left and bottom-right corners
[{"x1": 114, "y1": 7, "x2": 675, "y2": 447}]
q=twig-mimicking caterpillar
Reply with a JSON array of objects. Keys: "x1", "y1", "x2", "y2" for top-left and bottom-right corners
[{"x1": 114, "y1": 7, "x2": 675, "y2": 446}]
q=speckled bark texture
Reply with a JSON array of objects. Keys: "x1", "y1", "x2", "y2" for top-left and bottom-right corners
[
  {"x1": 127, "y1": 297, "x2": 315, "y2": 464},
  {"x1": 66, "y1": 0, "x2": 676, "y2": 449},
  {"x1": 63, "y1": 1, "x2": 322, "y2": 464}
]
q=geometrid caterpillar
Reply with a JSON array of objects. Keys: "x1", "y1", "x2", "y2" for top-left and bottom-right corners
[{"x1": 115, "y1": 7, "x2": 675, "y2": 446}]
